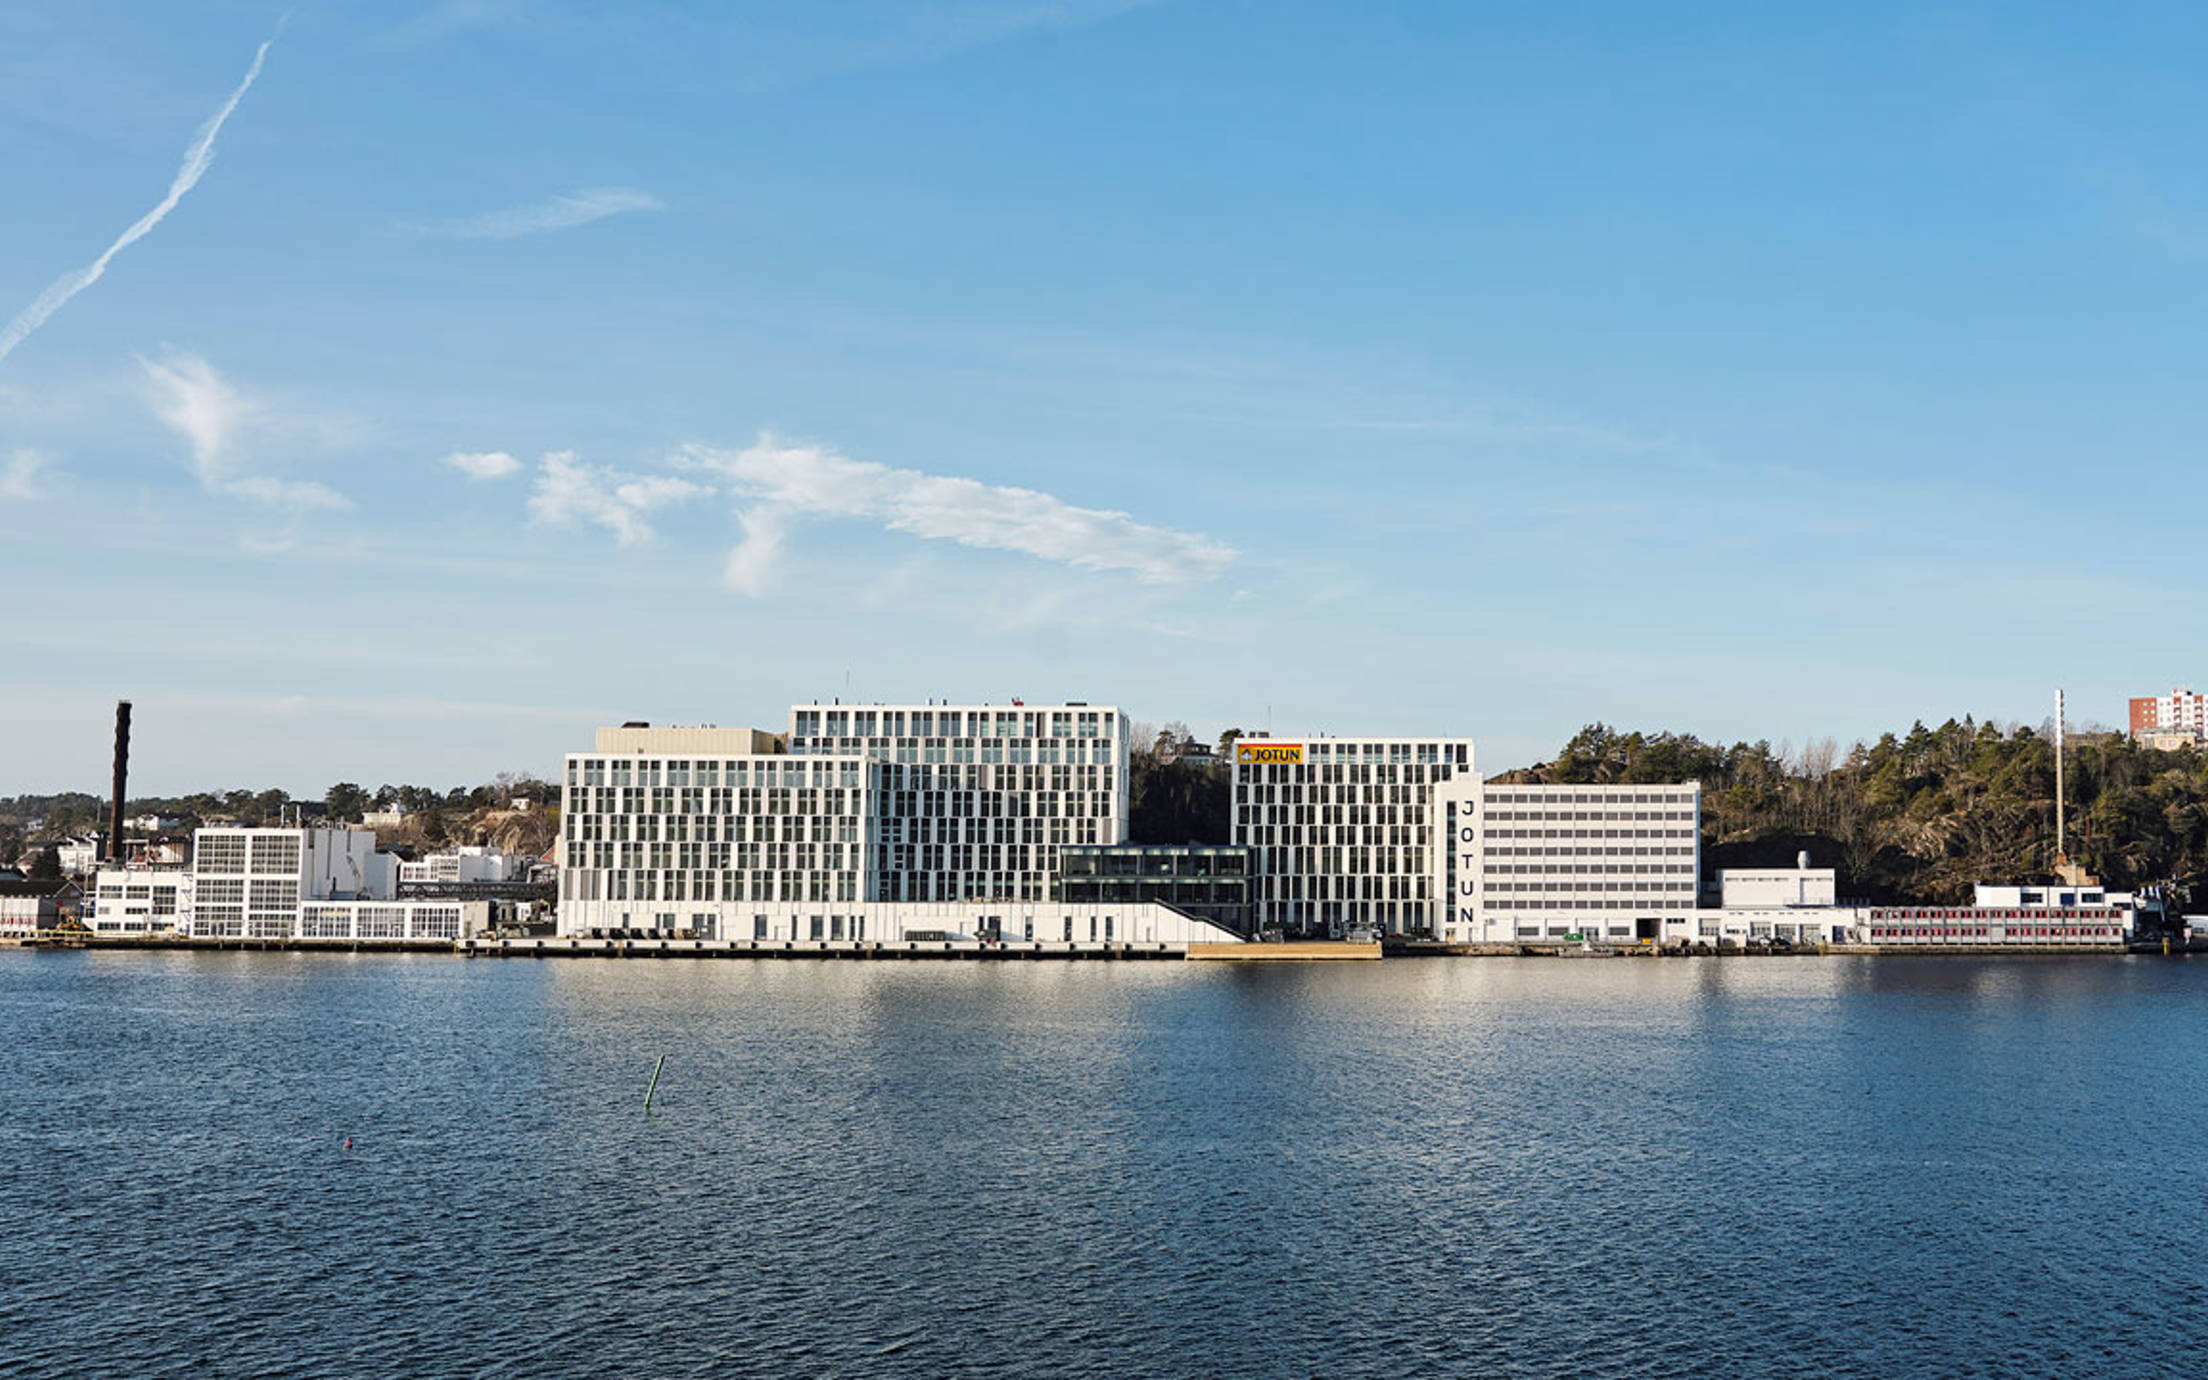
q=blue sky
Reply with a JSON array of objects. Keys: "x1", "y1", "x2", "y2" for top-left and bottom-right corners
[{"x1": 4, "y1": 0, "x2": 2202, "y2": 795}]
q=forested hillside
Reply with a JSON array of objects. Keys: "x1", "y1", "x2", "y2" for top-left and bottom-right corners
[{"x1": 1502, "y1": 721, "x2": 2208, "y2": 903}]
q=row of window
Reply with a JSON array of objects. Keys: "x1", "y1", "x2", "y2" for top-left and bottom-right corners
[
  {"x1": 1487, "y1": 901, "x2": 1692, "y2": 912},
  {"x1": 571, "y1": 759, "x2": 863, "y2": 790},
  {"x1": 1485, "y1": 881, "x2": 1696, "y2": 894},
  {"x1": 792, "y1": 707, "x2": 1116, "y2": 740},
  {"x1": 1484, "y1": 791, "x2": 1695, "y2": 805},
  {"x1": 1240, "y1": 742, "x2": 1471, "y2": 766},
  {"x1": 1480, "y1": 828, "x2": 1698, "y2": 841},
  {"x1": 1249, "y1": 875, "x2": 1432, "y2": 901},
  {"x1": 1478, "y1": 846, "x2": 1696, "y2": 858},
  {"x1": 1481, "y1": 810, "x2": 1696, "y2": 823},
  {"x1": 1868, "y1": 926, "x2": 2121, "y2": 941},
  {"x1": 1482, "y1": 863, "x2": 1697, "y2": 876}
]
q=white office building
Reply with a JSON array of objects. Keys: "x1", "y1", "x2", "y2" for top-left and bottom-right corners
[
  {"x1": 1230, "y1": 736, "x2": 1478, "y2": 937},
  {"x1": 785, "y1": 702, "x2": 1129, "y2": 903},
  {"x1": 89, "y1": 868, "x2": 195, "y2": 933},
  {"x1": 558, "y1": 704, "x2": 1228, "y2": 945},
  {"x1": 1452, "y1": 782, "x2": 1703, "y2": 944}
]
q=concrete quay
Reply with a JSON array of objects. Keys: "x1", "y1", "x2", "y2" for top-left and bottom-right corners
[{"x1": 461, "y1": 935, "x2": 1193, "y2": 960}]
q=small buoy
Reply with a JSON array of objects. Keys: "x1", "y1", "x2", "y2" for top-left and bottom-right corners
[{"x1": 343, "y1": 1138, "x2": 353, "y2": 1151}]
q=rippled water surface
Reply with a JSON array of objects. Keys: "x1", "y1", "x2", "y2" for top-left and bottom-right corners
[{"x1": 5, "y1": 951, "x2": 2208, "y2": 1377}]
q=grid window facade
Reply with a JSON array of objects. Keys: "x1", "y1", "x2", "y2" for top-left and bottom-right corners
[
  {"x1": 560, "y1": 703, "x2": 1131, "y2": 933},
  {"x1": 1230, "y1": 737, "x2": 1475, "y2": 937},
  {"x1": 1462, "y1": 783, "x2": 1703, "y2": 934}
]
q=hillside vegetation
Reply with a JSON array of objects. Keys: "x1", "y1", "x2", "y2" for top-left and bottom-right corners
[{"x1": 1501, "y1": 721, "x2": 2208, "y2": 902}]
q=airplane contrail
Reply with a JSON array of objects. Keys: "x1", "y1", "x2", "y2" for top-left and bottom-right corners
[{"x1": 0, "y1": 33, "x2": 276, "y2": 367}]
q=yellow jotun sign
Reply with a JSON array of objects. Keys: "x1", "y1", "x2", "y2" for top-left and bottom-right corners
[{"x1": 1235, "y1": 743, "x2": 1304, "y2": 765}]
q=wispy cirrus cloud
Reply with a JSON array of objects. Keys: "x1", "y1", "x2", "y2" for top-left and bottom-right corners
[
  {"x1": 0, "y1": 32, "x2": 275, "y2": 367},
  {"x1": 405, "y1": 187, "x2": 663, "y2": 240},
  {"x1": 509, "y1": 432, "x2": 1236, "y2": 595},
  {"x1": 684, "y1": 433, "x2": 1238, "y2": 593},
  {"x1": 526, "y1": 451, "x2": 708, "y2": 545},
  {"x1": 444, "y1": 449, "x2": 522, "y2": 479},
  {"x1": 1, "y1": 449, "x2": 50, "y2": 501},
  {"x1": 139, "y1": 350, "x2": 351, "y2": 513}
]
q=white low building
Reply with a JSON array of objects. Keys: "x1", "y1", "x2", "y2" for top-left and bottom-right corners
[
  {"x1": 399, "y1": 845, "x2": 530, "y2": 885},
  {"x1": 89, "y1": 868, "x2": 194, "y2": 933},
  {"x1": 297, "y1": 900, "x2": 489, "y2": 942},
  {"x1": 1718, "y1": 857, "x2": 1837, "y2": 909}
]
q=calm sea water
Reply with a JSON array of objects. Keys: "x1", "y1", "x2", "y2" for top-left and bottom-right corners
[{"x1": 3, "y1": 951, "x2": 2206, "y2": 1378}]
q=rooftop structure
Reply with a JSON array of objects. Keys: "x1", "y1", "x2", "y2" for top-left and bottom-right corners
[{"x1": 1718, "y1": 855, "x2": 1837, "y2": 910}]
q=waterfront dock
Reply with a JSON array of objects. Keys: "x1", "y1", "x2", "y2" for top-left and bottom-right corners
[{"x1": 1186, "y1": 941, "x2": 1380, "y2": 961}]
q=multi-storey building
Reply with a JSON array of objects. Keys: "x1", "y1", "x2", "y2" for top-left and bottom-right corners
[
  {"x1": 562, "y1": 728, "x2": 868, "y2": 924},
  {"x1": 1459, "y1": 782, "x2": 1702, "y2": 943},
  {"x1": 2130, "y1": 687, "x2": 2207, "y2": 745},
  {"x1": 1230, "y1": 736, "x2": 1478, "y2": 938},
  {"x1": 557, "y1": 703, "x2": 1199, "y2": 945},
  {"x1": 786, "y1": 702, "x2": 1127, "y2": 903},
  {"x1": 187, "y1": 826, "x2": 382, "y2": 938}
]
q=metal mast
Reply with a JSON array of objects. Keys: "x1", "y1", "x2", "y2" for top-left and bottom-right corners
[{"x1": 2054, "y1": 688, "x2": 2066, "y2": 865}]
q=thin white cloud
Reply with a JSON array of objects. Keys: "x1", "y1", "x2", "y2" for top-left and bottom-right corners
[
  {"x1": 408, "y1": 188, "x2": 663, "y2": 240},
  {"x1": 723, "y1": 507, "x2": 786, "y2": 596},
  {"x1": 1, "y1": 449, "x2": 49, "y2": 501},
  {"x1": 225, "y1": 475, "x2": 351, "y2": 512},
  {"x1": 527, "y1": 450, "x2": 708, "y2": 546},
  {"x1": 444, "y1": 449, "x2": 522, "y2": 479},
  {"x1": 139, "y1": 350, "x2": 352, "y2": 512},
  {"x1": 0, "y1": 33, "x2": 275, "y2": 367},
  {"x1": 139, "y1": 349, "x2": 253, "y2": 481},
  {"x1": 683, "y1": 434, "x2": 1237, "y2": 588}
]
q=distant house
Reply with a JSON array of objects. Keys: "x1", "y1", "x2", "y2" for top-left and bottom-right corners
[
  {"x1": 55, "y1": 836, "x2": 104, "y2": 877},
  {"x1": 359, "y1": 808, "x2": 408, "y2": 830}
]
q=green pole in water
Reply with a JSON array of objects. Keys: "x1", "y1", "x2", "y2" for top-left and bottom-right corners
[{"x1": 643, "y1": 1053, "x2": 667, "y2": 1114}]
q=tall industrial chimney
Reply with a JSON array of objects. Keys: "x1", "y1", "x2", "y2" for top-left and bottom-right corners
[{"x1": 108, "y1": 700, "x2": 131, "y2": 864}]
